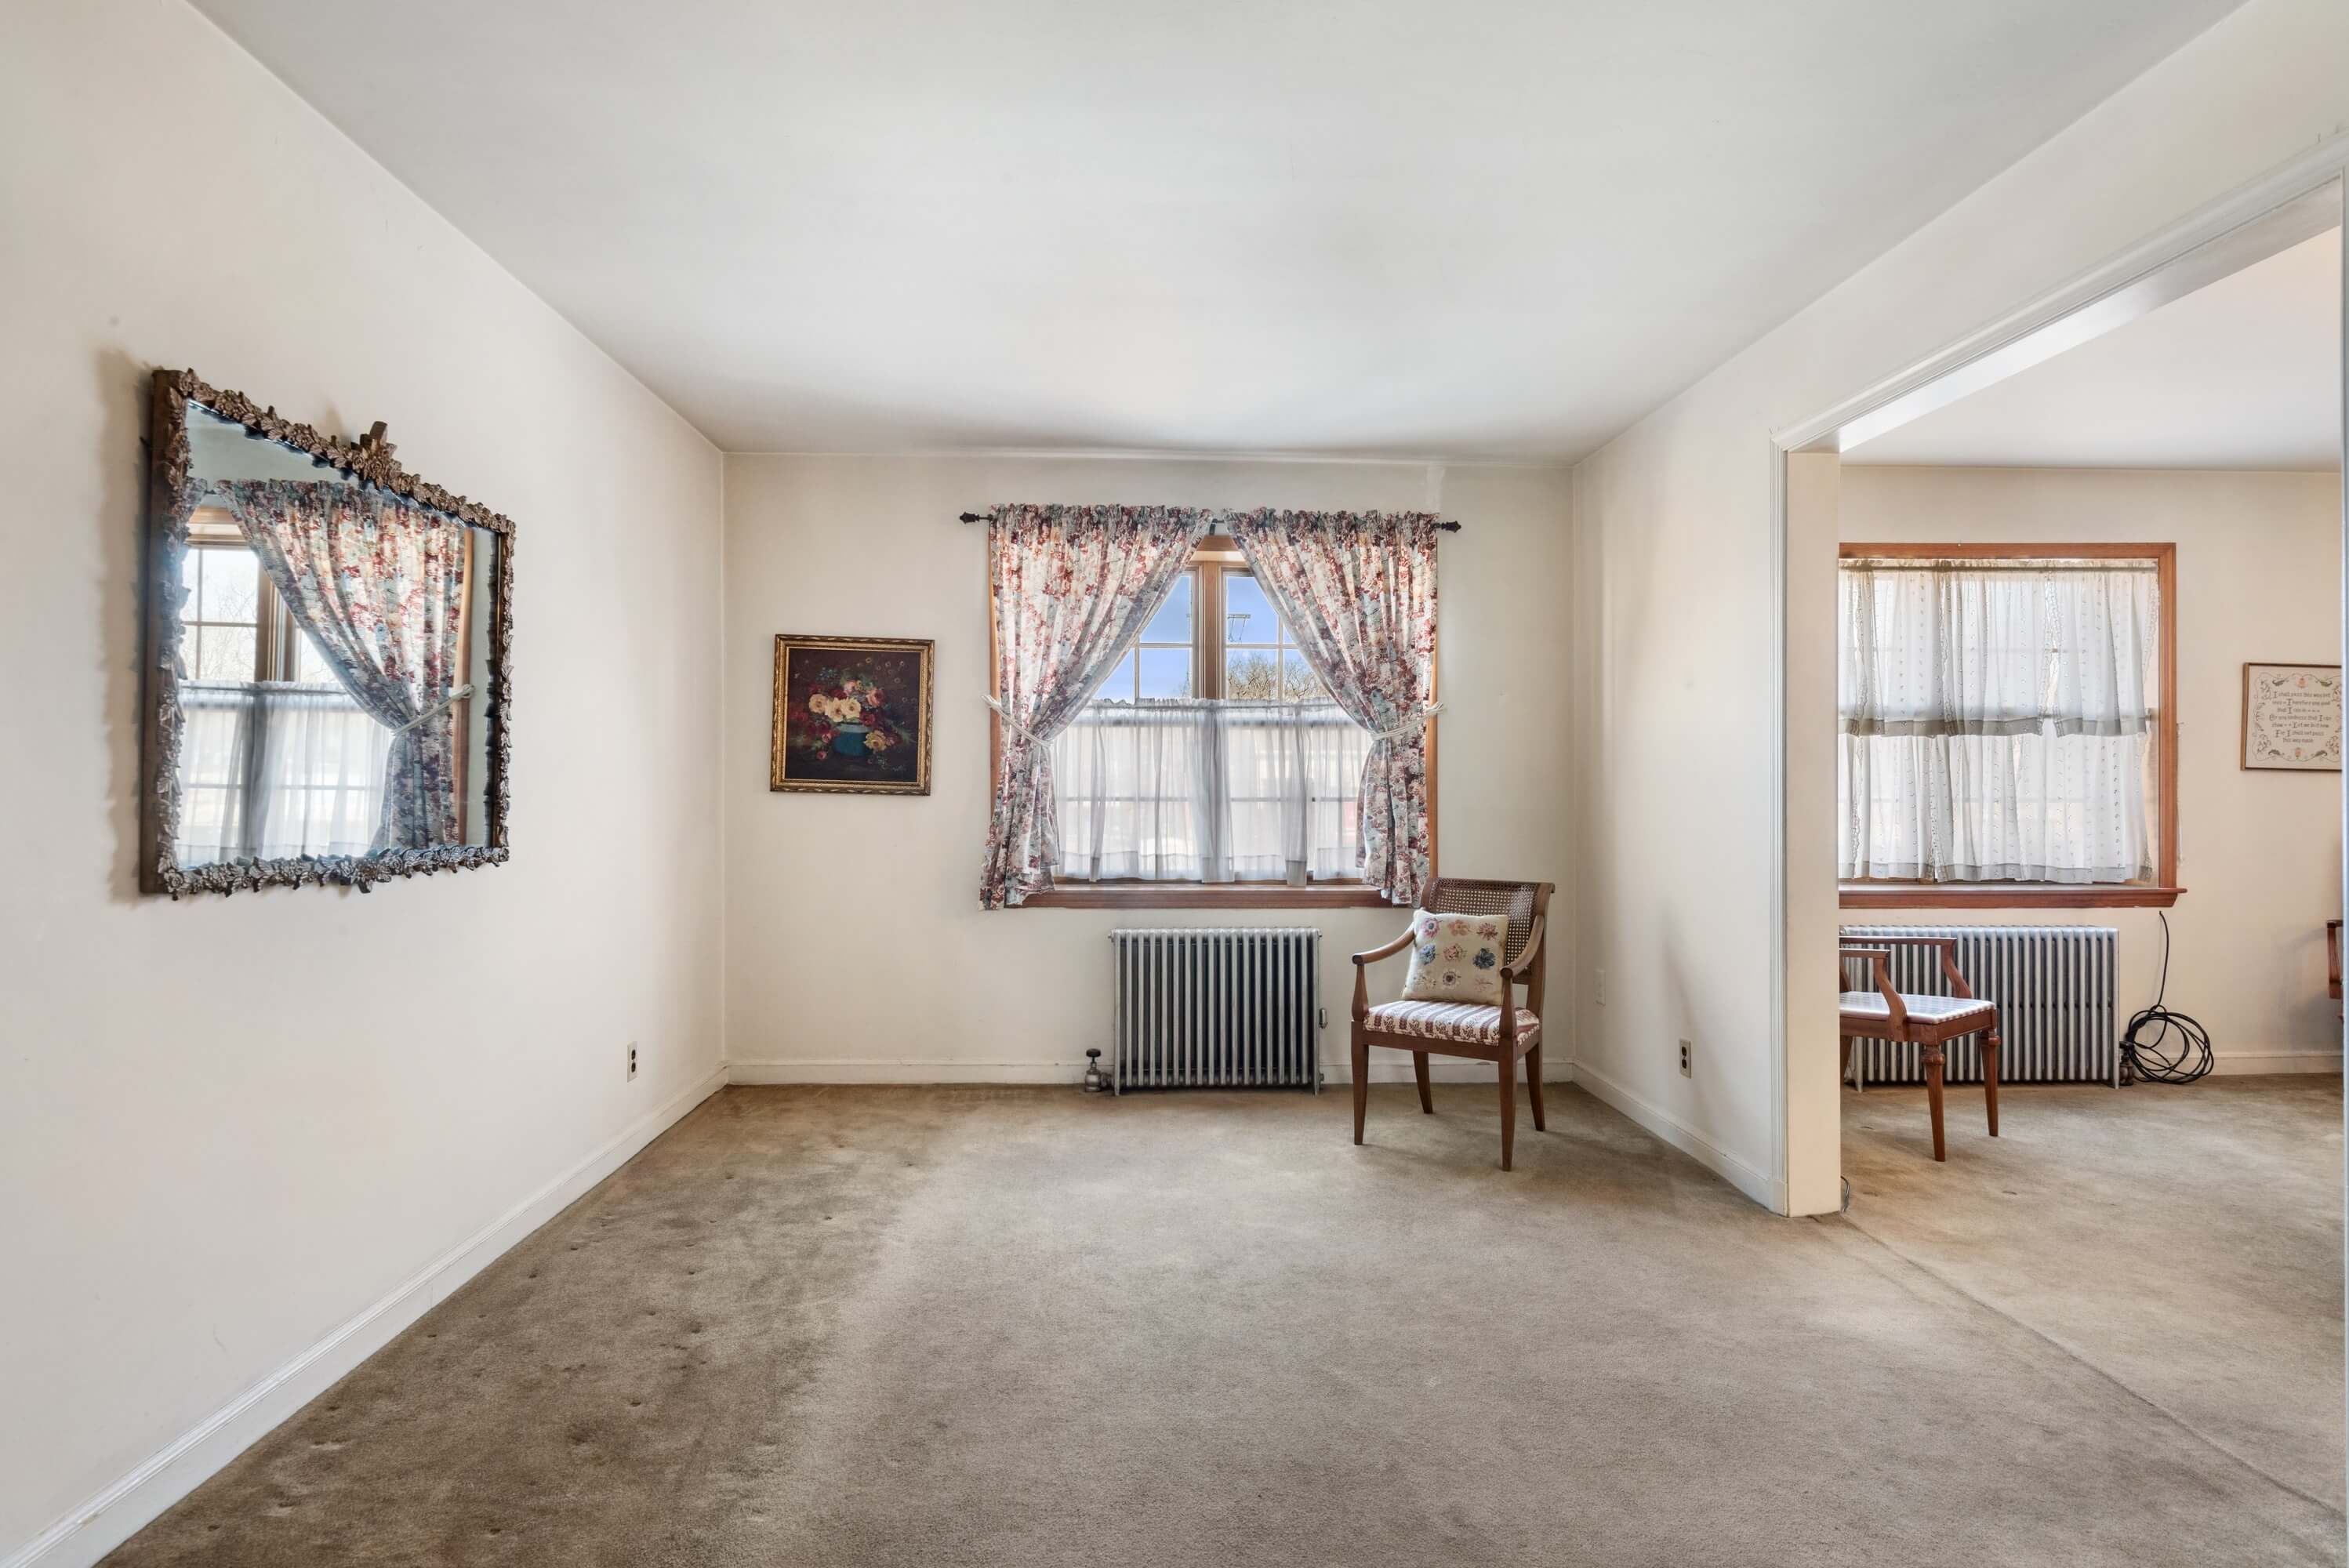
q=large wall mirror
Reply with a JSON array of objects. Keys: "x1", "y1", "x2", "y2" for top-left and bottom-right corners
[{"x1": 141, "y1": 369, "x2": 514, "y2": 895}]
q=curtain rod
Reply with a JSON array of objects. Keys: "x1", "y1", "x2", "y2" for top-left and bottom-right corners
[
  {"x1": 957, "y1": 510, "x2": 1461, "y2": 532},
  {"x1": 1841, "y1": 557, "x2": 2158, "y2": 572}
]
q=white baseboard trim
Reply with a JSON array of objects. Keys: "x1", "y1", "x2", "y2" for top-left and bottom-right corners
[
  {"x1": 1570, "y1": 1059, "x2": 1785, "y2": 1214},
  {"x1": 6, "y1": 1063, "x2": 728, "y2": 1568},
  {"x1": 725, "y1": 1058, "x2": 1570, "y2": 1087},
  {"x1": 2207, "y1": 1051, "x2": 2344, "y2": 1076},
  {"x1": 728, "y1": 1059, "x2": 1084, "y2": 1084}
]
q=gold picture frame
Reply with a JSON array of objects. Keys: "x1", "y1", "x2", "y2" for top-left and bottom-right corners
[{"x1": 769, "y1": 634, "x2": 934, "y2": 795}]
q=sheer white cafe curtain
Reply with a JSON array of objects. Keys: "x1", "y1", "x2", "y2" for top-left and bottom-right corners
[
  {"x1": 1051, "y1": 700, "x2": 1371, "y2": 884},
  {"x1": 1839, "y1": 558, "x2": 2158, "y2": 884},
  {"x1": 176, "y1": 683, "x2": 394, "y2": 866}
]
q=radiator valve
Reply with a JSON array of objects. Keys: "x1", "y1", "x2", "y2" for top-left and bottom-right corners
[{"x1": 1082, "y1": 1048, "x2": 1112, "y2": 1094}]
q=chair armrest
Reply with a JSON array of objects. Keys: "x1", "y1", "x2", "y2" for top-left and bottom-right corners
[
  {"x1": 1838, "y1": 946, "x2": 1907, "y2": 1030},
  {"x1": 1352, "y1": 927, "x2": 1418, "y2": 1025},
  {"x1": 1845, "y1": 934, "x2": 1969, "y2": 997}
]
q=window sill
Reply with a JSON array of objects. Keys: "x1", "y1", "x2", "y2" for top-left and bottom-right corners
[
  {"x1": 1839, "y1": 884, "x2": 2184, "y2": 910},
  {"x1": 1019, "y1": 884, "x2": 1395, "y2": 910}
]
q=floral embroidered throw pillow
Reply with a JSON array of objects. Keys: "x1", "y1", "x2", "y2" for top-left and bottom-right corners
[{"x1": 1400, "y1": 909, "x2": 1508, "y2": 1007}]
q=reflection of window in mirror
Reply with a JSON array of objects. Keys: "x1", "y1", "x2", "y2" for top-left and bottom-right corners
[
  {"x1": 150, "y1": 379, "x2": 514, "y2": 893},
  {"x1": 187, "y1": 508, "x2": 293, "y2": 681},
  {"x1": 175, "y1": 506, "x2": 483, "y2": 865}
]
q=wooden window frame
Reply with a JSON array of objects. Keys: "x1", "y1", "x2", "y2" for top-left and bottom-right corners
[
  {"x1": 1837, "y1": 541, "x2": 2182, "y2": 910},
  {"x1": 989, "y1": 540, "x2": 1432, "y2": 910}
]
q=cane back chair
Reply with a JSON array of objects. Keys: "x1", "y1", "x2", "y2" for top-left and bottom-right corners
[{"x1": 1351, "y1": 877, "x2": 1555, "y2": 1171}]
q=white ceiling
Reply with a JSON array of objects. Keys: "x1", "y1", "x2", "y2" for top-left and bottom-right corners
[
  {"x1": 1847, "y1": 227, "x2": 2342, "y2": 470},
  {"x1": 193, "y1": 0, "x2": 2247, "y2": 459}
]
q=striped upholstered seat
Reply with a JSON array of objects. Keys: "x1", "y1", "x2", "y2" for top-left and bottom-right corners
[{"x1": 1367, "y1": 1000, "x2": 1542, "y2": 1047}]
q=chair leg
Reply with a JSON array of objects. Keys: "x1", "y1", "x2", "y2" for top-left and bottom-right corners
[
  {"x1": 1525, "y1": 1042, "x2": 1546, "y2": 1131},
  {"x1": 1352, "y1": 1031, "x2": 1369, "y2": 1145},
  {"x1": 1496, "y1": 1048, "x2": 1517, "y2": 1171},
  {"x1": 1413, "y1": 1051, "x2": 1433, "y2": 1114},
  {"x1": 1922, "y1": 1044, "x2": 1946, "y2": 1162},
  {"x1": 1982, "y1": 1028, "x2": 2001, "y2": 1138},
  {"x1": 1840, "y1": 1035, "x2": 1853, "y2": 1083}
]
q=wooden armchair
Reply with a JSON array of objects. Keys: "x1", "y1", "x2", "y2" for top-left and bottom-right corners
[
  {"x1": 1839, "y1": 937, "x2": 2002, "y2": 1163},
  {"x1": 2328, "y1": 920, "x2": 2341, "y2": 1014},
  {"x1": 1351, "y1": 877, "x2": 1555, "y2": 1171}
]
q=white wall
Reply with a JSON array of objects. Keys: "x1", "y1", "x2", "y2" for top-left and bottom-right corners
[
  {"x1": 722, "y1": 455, "x2": 1572, "y2": 1083},
  {"x1": 0, "y1": 2, "x2": 725, "y2": 1561},
  {"x1": 1839, "y1": 466, "x2": 2344, "y2": 1071},
  {"x1": 1568, "y1": 0, "x2": 2349, "y2": 1214}
]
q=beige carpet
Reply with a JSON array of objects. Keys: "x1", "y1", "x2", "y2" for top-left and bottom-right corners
[
  {"x1": 106, "y1": 1080, "x2": 2344, "y2": 1566},
  {"x1": 1842, "y1": 1073, "x2": 2346, "y2": 1514}
]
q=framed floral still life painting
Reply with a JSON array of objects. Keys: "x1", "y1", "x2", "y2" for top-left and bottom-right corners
[{"x1": 771, "y1": 634, "x2": 934, "y2": 794}]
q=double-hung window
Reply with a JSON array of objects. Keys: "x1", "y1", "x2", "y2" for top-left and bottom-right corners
[
  {"x1": 1838, "y1": 543, "x2": 2177, "y2": 908},
  {"x1": 1047, "y1": 543, "x2": 1376, "y2": 895}
]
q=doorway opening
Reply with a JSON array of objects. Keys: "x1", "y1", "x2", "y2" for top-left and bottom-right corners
[{"x1": 1777, "y1": 173, "x2": 2346, "y2": 1512}]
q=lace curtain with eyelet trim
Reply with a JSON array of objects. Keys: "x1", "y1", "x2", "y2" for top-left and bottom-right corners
[{"x1": 1839, "y1": 559, "x2": 2158, "y2": 884}]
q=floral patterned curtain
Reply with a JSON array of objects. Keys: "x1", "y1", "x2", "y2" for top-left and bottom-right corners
[
  {"x1": 215, "y1": 480, "x2": 470, "y2": 850},
  {"x1": 982, "y1": 504, "x2": 1212, "y2": 908},
  {"x1": 1227, "y1": 510, "x2": 1440, "y2": 905}
]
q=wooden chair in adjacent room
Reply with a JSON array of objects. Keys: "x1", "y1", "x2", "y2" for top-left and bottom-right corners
[
  {"x1": 1349, "y1": 877, "x2": 1554, "y2": 1171},
  {"x1": 2328, "y1": 919, "x2": 2341, "y2": 1018},
  {"x1": 1839, "y1": 936, "x2": 2002, "y2": 1163}
]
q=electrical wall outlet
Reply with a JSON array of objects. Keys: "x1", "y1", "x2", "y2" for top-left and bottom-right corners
[
  {"x1": 1678, "y1": 1039, "x2": 1693, "y2": 1078},
  {"x1": 626, "y1": 1042, "x2": 638, "y2": 1081}
]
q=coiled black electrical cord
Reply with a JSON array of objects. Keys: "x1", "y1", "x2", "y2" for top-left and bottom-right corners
[{"x1": 2118, "y1": 911, "x2": 2213, "y2": 1083}]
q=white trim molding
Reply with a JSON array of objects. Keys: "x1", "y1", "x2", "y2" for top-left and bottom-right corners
[
  {"x1": 1775, "y1": 135, "x2": 2349, "y2": 455},
  {"x1": 1570, "y1": 1059, "x2": 1785, "y2": 1213},
  {"x1": 728, "y1": 1058, "x2": 1088, "y2": 1085},
  {"x1": 726, "y1": 1058, "x2": 1570, "y2": 1086},
  {"x1": 7, "y1": 1065, "x2": 728, "y2": 1568},
  {"x1": 2206, "y1": 1051, "x2": 2345, "y2": 1076}
]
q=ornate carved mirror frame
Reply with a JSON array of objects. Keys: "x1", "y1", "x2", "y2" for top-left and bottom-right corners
[{"x1": 141, "y1": 368, "x2": 517, "y2": 895}]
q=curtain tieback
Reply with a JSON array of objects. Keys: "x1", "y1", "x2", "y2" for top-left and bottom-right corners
[
  {"x1": 1367, "y1": 702, "x2": 1443, "y2": 742},
  {"x1": 391, "y1": 683, "x2": 475, "y2": 735},
  {"x1": 984, "y1": 695, "x2": 1044, "y2": 748}
]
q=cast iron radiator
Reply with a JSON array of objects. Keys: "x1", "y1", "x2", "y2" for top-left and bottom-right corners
[
  {"x1": 1840, "y1": 924, "x2": 2119, "y2": 1087},
  {"x1": 1109, "y1": 928, "x2": 1321, "y2": 1093}
]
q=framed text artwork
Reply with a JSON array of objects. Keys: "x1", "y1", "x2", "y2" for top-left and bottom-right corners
[
  {"x1": 770, "y1": 634, "x2": 935, "y2": 794},
  {"x1": 2241, "y1": 662, "x2": 2343, "y2": 771}
]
